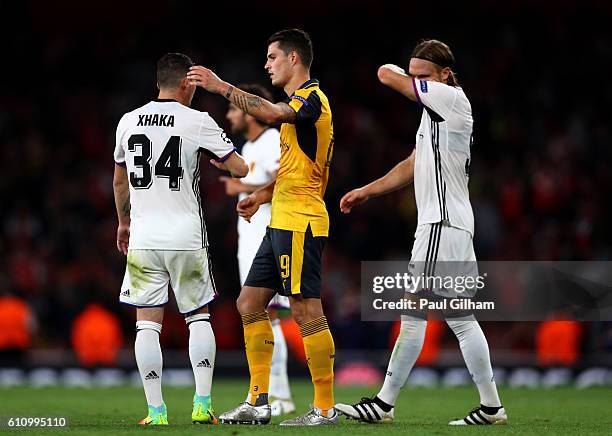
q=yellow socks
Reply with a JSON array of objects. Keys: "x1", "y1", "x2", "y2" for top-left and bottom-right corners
[
  {"x1": 301, "y1": 316, "x2": 335, "y2": 415},
  {"x1": 242, "y1": 311, "x2": 274, "y2": 405},
  {"x1": 242, "y1": 311, "x2": 335, "y2": 412}
]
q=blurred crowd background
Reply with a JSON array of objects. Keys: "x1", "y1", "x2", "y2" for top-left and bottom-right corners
[{"x1": 1, "y1": 0, "x2": 612, "y2": 372}]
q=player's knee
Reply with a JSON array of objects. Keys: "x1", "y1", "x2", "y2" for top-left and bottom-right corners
[
  {"x1": 136, "y1": 307, "x2": 164, "y2": 325},
  {"x1": 290, "y1": 298, "x2": 323, "y2": 325},
  {"x1": 290, "y1": 305, "x2": 311, "y2": 325},
  {"x1": 236, "y1": 293, "x2": 259, "y2": 315},
  {"x1": 446, "y1": 314, "x2": 478, "y2": 339},
  {"x1": 291, "y1": 311, "x2": 307, "y2": 325},
  {"x1": 235, "y1": 295, "x2": 248, "y2": 315}
]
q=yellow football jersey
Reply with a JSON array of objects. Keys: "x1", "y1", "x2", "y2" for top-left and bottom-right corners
[{"x1": 269, "y1": 79, "x2": 334, "y2": 237}]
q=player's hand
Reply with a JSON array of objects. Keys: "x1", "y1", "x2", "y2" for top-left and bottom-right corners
[
  {"x1": 209, "y1": 158, "x2": 226, "y2": 171},
  {"x1": 379, "y1": 63, "x2": 406, "y2": 75},
  {"x1": 219, "y1": 176, "x2": 244, "y2": 196},
  {"x1": 187, "y1": 66, "x2": 225, "y2": 94},
  {"x1": 237, "y1": 194, "x2": 260, "y2": 222},
  {"x1": 116, "y1": 224, "x2": 130, "y2": 255},
  {"x1": 209, "y1": 159, "x2": 245, "y2": 179},
  {"x1": 340, "y1": 188, "x2": 370, "y2": 214}
]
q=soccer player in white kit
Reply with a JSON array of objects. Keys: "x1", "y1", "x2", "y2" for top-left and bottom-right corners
[
  {"x1": 222, "y1": 83, "x2": 295, "y2": 416},
  {"x1": 112, "y1": 53, "x2": 248, "y2": 425},
  {"x1": 335, "y1": 40, "x2": 507, "y2": 425}
]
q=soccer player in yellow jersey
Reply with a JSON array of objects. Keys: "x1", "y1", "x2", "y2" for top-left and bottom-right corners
[{"x1": 187, "y1": 29, "x2": 337, "y2": 426}]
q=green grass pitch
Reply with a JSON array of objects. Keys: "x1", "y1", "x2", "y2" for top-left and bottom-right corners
[{"x1": 2, "y1": 380, "x2": 611, "y2": 435}]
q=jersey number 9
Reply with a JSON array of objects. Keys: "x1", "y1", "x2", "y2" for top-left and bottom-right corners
[{"x1": 280, "y1": 254, "x2": 290, "y2": 279}]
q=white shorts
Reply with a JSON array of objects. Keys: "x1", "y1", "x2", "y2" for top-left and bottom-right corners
[
  {"x1": 238, "y1": 234, "x2": 290, "y2": 310},
  {"x1": 119, "y1": 248, "x2": 216, "y2": 314},
  {"x1": 408, "y1": 222, "x2": 479, "y2": 298}
]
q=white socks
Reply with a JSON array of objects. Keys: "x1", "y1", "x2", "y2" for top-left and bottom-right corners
[
  {"x1": 135, "y1": 321, "x2": 164, "y2": 408},
  {"x1": 446, "y1": 315, "x2": 501, "y2": 407},
  {"x1": 377, "y1": 315, "x2": 427, "y2": 405},
  {"x1": 376, "y1": 313, "x2": 502, "y2": 409},
  {"x1": 135, "y1": 314, "x2": 216, "y2": 409},
  {"x1": 269, "y1": 319, "x2": 292, "y2": 400},
  {"x1": 187, "y1": 314, "x2": 216, "y2": 397}
]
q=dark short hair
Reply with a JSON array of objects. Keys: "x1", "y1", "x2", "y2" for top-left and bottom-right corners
[
  {"x1": 267, "y1": 29, "x2": 313, "y2": 69},
  {"x1": 157, "y1": 53, "x2": 194, "y2": 89},
  {"x1": 411, "y1": 39, "x2": 459, "y2": 86}
]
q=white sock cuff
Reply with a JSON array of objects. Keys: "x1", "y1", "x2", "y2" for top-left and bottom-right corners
[
  {"x1": 446, "y1": 313, "x2": 477, "y2": 323},
  {"x1": 136, "y1": 320, "x2": 162, "y2": 334},
  {"x1": 185, "y1": 313, "x2": 210, "y2": 325},
  {"x1": 400, "y1": 314, "x2": 428, "y2": 324},
  {"x1": 446, "y1": 314, "x2": 478, "y2": 331}
]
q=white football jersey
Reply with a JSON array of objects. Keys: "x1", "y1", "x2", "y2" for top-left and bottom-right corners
[
  {"x1": 237, "y1": 128, "x2": 280, "y2": 242},
  {"x1": 114, "y1": 99, "x2": 235, "y2": 250},
  {"x1": 412, "y1": 79, "x2": 475, "y2": 235}
]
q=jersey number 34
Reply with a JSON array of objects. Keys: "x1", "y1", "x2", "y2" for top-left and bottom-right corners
[{"x1": 127, "y1": 134, "x2": 183, "y2": 191}]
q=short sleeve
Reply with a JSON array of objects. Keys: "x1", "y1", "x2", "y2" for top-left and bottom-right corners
[
  {"x1": 413, "y1": 78, "x2": 458, "y2": 121},
  {"x1": 114, "y1": 115, "x2": 127, "y2": 166},
  {"x1": 288, "y1": 89, "x2": 322, "y2": 123},
  {"x1": 198, "y1": 113, "x2": 236, "y2": 162}
]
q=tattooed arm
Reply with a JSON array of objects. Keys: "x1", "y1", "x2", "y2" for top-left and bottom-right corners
[
  {"x1": 187, "y1": 66, "x2": 296, "y2": 125},
  {"x1": 113, "y1": 164, "x2": 130, "y2": 255}
]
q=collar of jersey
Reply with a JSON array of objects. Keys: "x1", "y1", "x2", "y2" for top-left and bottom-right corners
[
  {"x1": 297, "y1": 78, "x2": 319, "y2": 90},
  {"x1": 285, "y1": 79, "x2": 319, "y2": 102},
  {"x1": 154, "y1": 98, "x2": 179, "y2": 103}
]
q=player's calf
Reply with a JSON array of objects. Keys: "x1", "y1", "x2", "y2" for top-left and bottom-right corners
[{"x1": 134, "y1": 319, "x2": 165, "y2": 424}]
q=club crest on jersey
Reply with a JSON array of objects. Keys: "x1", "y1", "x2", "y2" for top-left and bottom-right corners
[
  {"x1": 420, "y1": 80, "x2": 428, "y2": 93},
  {"x1": 137, "y1": 114, "x2": 175, "y2": 127},
  {"x1": 220, "y1": 131, "x2": 233, "y2": 145}
]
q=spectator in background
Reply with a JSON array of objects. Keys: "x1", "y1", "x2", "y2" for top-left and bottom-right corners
[
  {"x1": 388, "y1": 319, "x2": 444, "y2": 366},
  {"x1": 0, "y1": 292, "x2": 35, "y2": 367},
  {"x1": 1, "y1": 2, "x2": 611, "y2": 360},
  {"x1": 71, "y1": 303, "x2": 123, "y2": 367},
  {"x1": 536, "y1": 320, "x2": 581, "y2": 367}
]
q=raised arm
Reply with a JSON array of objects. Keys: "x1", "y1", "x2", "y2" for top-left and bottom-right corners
[
  {"x1": 377, "y1": 64, "x2": 418, "y2": 102},
  {"x1": 113, "y1": 164, "x2": 130, "y2": 255},
  {"x1": 187, "y1": 66, "x2": 296, "y2": 125},
  {"x1": 340, "y1": 150, "x2": 415, "y2": 214}
]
